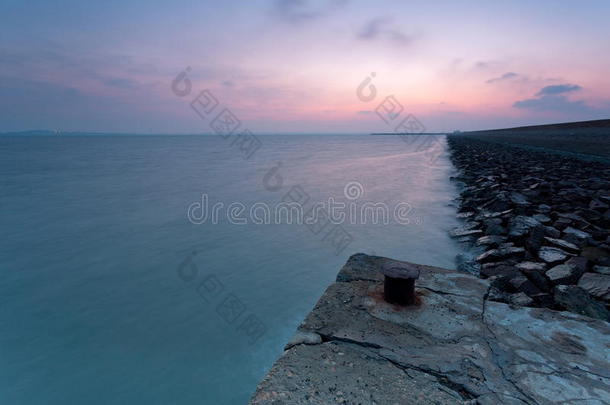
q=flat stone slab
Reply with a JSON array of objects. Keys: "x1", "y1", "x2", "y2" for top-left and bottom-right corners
[{"x1": 250, "y1": 253, "x2": 610, "y2": 404}]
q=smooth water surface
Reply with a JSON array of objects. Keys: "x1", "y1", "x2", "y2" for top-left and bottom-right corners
[{"x1": 0, "y1": 134, "x2": 462, "y2": 404}]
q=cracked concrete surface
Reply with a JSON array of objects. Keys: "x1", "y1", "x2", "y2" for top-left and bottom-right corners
[{"x1": 250, "y1": 254, "x2": 610, "y2": 404}]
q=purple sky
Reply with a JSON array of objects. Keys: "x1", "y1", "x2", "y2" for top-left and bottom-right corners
[{"x1": 1, "y1": 0, "x2": 609, "y2": 133}]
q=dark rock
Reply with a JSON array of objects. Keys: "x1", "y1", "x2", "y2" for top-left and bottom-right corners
[
  {"x1": 455, "y1": 253, "x2": 480, "y2": 275},
  {"x1": 530, "y1": 293, "x2": 555, "y2": 308},
  {"x1": 508, "y1": 216, "x2": 540, "y2": 238},
  {"x1": 538, "y1": 246, "x2": 570, "y2": 265},
  {"x1": 542, "y1": 237, "x2": 580, "y2": 254},
  {"x1": 544, "y1": 226, "x2": 561, "y2": 238},
  {"x1": 476, "y1": 247, "x2": 525, "y2": 263},
  {"x1": 526, "y1": 225, "x2": 546, "y2": 253},
  {"x1": 475, "y1": 235, "x2": 507, "y2": 248},
  {"x1": 581, "y1": 246, "x2": 610, "y2": 266},
  {"x1": 519, "y1": 267, "x2": 552, "y2": 292},
  {"x1": 546, "y1": 263, "x2": 585, "y2": 285},
  {"x1": 590, "y1": 199, "x2": 609, "y2": 211},
  {"x1": 577, "y1": 273, "x2": 610, "y2": 301},
  {"x1": 486, "y1": 223, "x2": 507, "y2": 236},
  {"x1": 508, "y1": 292, "x2": 535, "y2": 307},
  {"x1": 456, "y1": 236, "x2": 473, "y2": 244},
  {"x1": 563, "y1": 226, "x2": 592, "y2": 243},
  {"x1": 449, "y1": 227, "x2": 484, "y2": 238},
  {"x1": 479, "y1": 264, "x2": 520, "y2": 279},
  {"x1": 515, "y1": 261, "x2": 546, "y2": 271},
  {"x1": 456, "y1": 211, "x2": 475, "y2": 219},
  {"x1": 537, "y1": 204, "x2": 551, "y2": 213},
  {"x1": 553, "y1": 285, "x2": 610, "y2": 321},
  {"x1": 592, "y1": 265, "x2": 610, "y2": 275},
  {"x1": 553, "y1": 218, "x2": 572, "y2": 231},
  {"x1": 563, "y1": 232, "x2": 587, "y2": 248},
  {"x1": 564, "y1": 256, "x2": 589, "y2": 274},
  {"x1": 509, "y1": 276, "x2": 542, "y2": 297},
  {"x1": 510, "y1": 192, "x2": 529, "y2": 206},
  {"x1": 487, "y1": 286, "x2": 509, "y2": 303},
  {"x1": 533, "y1": 214, "x2": 551, "y2": 224}
]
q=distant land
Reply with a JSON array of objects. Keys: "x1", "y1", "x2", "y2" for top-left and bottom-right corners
[{"x1": 0, "y1": 130, "x2": 185, "y2": 136}]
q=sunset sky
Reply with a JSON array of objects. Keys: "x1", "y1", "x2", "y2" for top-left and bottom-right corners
[{"x1": 1, "y1": 0, "x2": 610, "y2": 133}]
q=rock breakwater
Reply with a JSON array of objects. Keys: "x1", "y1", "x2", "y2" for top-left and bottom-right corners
[{"x1": 447, "y1": 136, "x2": 610, "y2": 321}]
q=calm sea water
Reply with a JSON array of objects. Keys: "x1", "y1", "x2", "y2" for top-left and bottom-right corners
[{"x1": 0, "y1": 134, "x2": 462, "y2": 404}]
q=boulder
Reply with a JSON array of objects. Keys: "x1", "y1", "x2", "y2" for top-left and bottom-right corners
[
  {"x1": 538, "y1": 246, "x2": 570, "y2": 265},
  {"x1": 546, "y1": 263, "x2": 585, "y2": 285},
  {"x1": 510, "y1": 192, "x2": 529, "y2": 206},
  {"x1": 553, "y1": 285, "x2": 610, "y2": 321},
  {"x1": 537, "y1": 204, "x2": 551, "y2": 213},
  {"x1": 590, "y1": 199, "x2": 609, "y2": 211},
  {"x1": 526, "y1": 225, "x2": 545, "y2": 253},
  {"x1": 565, "y1": 256, "x2": 589, "y2": 274},
  {"x1": 515, "y1": 261, "x2": 546, "y2": 271},
  {"x1": 577, "y1": 273, "x2": 610, "y2": 301},
  {"x1": 563, "y1": 226, "x2": 592, "y2": 243},
  {"x1": 487, "y1": 286, "x2": 509, "y2": 303},
  {"x1": 544, "y1": 226, "x2": 561, "y2": 238},
  {"x1": 533, "y1": 214, "x2": 551, "y2": 224},
  {"x1": 508, "y1": 292, "x2": 535, "y2": 307},
  {"x1": 476, "y1": 247, "x2": 525, "y2": 263},
  {"x1": 456, "y1": 211, "x2": 475, "y2": 219},
  {"x1": 519, "y1": 267, "x2": 552, "y2": 292},
  {"x1": 530, "y1": 292, "x2": 555, "y2": 308},
  {"x1": 542, "y1": 237, "x2": 580, "y2": 254},
  {"x1": 553, "y1": 218, "x2": 572, "y2": 230},
  {"x1": 508, "y1": 216, "x2": 540, "y2": 238},
  {"x1": 449, "y1": 227, "x2": 483, "y2": 238},
  {"x1": 485, "y1": 223, "x2": 507, "y2": 235},
  {"x1": 479, "y1": 264, "x2": 520, "y2": 279},
  {"x1": 455, "y1": 254, "x2": 480, "y2": 275},
  {"x1": 581, "y1": 246, "x2": 610, "y2": 266},
  {"x1": 592, "y1": 265, "x2": 610, "y2": 275},
  {"x1": 475, "y1": 235, "x2": 507, "y2": 247},
  {"x1": 509, "y1": 276, "x2": 542, "y2": 297}
]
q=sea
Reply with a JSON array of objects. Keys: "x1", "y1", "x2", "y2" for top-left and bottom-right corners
[{"x1": 0, "y1": 134, "x2": 463, "y2": 404}]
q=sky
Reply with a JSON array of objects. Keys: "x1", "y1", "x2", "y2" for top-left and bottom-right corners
[{"x1": 1, "y1": 0, "x2": 610, "y2": 133}]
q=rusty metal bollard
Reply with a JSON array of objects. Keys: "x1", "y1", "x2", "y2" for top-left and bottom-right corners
[{"x1": 380, "y1": 262, "x2": 420, "y2": 306}]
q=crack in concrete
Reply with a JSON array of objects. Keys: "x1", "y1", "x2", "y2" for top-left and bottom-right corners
[
  {"x1": 375, "y1": 351, "x2": 479, "y2": 401},
  {"x1": 418, "y1": 285, "x2": 474, "y2": 298},
  {"x1": 481, "y1": 291, "x2": 539, "y2": 405},
  {"x1": 315, "y1": 331, "x2": 480, "y2": 401}
]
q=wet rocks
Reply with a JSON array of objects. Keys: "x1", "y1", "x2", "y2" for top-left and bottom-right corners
[
  {"x1": 448, "y1": 136, "x2": 610, "y2": 317},
  {"x1": 475, "y1": 235, "x2": 506, "y2": 247},
  {"x1": 538, "y1": 246, "x2": 570, "y2": 265},
  {"x1": 593, "y1": 265, "x2": 610, "y2": 275},
  {"x1": 577, "y1": 273, "x2": 610, "y2": 301},
  {"x1": 508, "y1": 292, "x2": 534, "y2": 306},
  {"x1": 543, "y1": 237, "x2": 580, "y2": 254},
  {"x1": 476, "y1": 247, "x2": 524, "y2": 263},
  {"x1": 515, "y1": 261, "x2": 546, "y2": 272},
  {"x1": 508, "y1": 216, "x2": 540, "y2": 238},
  {"x1": 553, "y1": 285, "x2": 610, "y2": 321},
  {"x1": 449, "y1": 227, "x2": 483, "y2": 238},
  {"x1": 546, "y1": 263, "x2": 584, "y2": 285}
]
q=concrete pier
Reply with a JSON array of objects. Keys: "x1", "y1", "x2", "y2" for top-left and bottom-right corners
[{"x1": 250, "y1": 254, "x2": 610, "y2": 404}]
